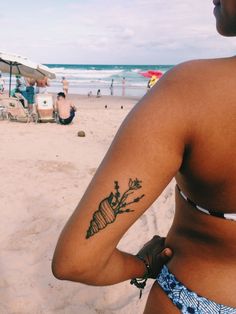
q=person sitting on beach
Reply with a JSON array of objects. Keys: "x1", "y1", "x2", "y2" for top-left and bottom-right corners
[
  {"x1": 52, "y1": 1, "x2": 236, "y2": 313},
  {"x1": 55, "y1": 92, "x2": 76, "y2": 125},
  {"x1": 15, "y1": 75, "x2": 28, "y2": 99},
  {"x1": 36, "y1": 77, "x2": 50, "y2": 94},
  {"x1": 0, "y1": 73, "x2": 5, "y2": 94},
  {"x1": 61, "y1": 77, "x2": 69, "y2": 95},
  {"x1": 14, "y1": 75, "x2": 29, "y2": 107}
]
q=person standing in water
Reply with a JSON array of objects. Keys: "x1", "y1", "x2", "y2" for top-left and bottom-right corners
[
  {"x1": 61, "y1": 77, "x2": 69, "y2": 95},
  {"x1": 52, "y1": 1, "x2": 236, "y2": 312},
  {"x1": 110, "y1": 78, "x2": 114, "y2": 96},
  {"x1": 122, "y1": 77, "x2": 126, "y2": 97}
]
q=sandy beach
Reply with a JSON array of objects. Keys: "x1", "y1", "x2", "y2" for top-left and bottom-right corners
[{"x1": 0, "y1": 94, "x2": 175, "y2": 314}]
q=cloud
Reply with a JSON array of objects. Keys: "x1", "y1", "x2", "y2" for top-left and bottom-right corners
[
  {"x1": 120, "y1": 29, "x2": 135, "y2": 40},
  {"x1": 0, "y1": 0, "x2": 235, "y2": 64}
]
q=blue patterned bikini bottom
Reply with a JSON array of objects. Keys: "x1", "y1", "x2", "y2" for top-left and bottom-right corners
[{"x1": 156, "y1": 265, "x2": 236, "y2": 314}]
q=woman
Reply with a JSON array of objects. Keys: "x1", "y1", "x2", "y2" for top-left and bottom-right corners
[{"x1": 52, "y1": 1, "x2": 236, "y2": 312}]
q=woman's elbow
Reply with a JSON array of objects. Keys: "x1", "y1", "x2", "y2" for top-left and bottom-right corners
[
  {"x1": 51, "y1": 257, "x2": 68, "y2": 280},
  {"x1": 51, "y1": 251, "x2": 97, "y2": 283},
  {"x1": 51, "y1": 250, "x2": 81, "y2": 281}
]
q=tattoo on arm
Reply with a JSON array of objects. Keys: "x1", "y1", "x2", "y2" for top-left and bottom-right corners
[{"x1": 86, "y1": 178, "x2": 145, "y2": 239}]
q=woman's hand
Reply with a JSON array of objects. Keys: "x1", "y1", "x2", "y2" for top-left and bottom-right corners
[{"x1": 137, "y1": 236, "x2": 173, "y2": 279}]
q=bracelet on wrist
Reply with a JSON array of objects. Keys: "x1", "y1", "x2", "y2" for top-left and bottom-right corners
[{"x1": 130, "y1": 254, "x2": 150, "y2": 299}]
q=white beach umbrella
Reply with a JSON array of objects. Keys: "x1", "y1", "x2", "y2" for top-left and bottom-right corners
[
  {"x1": 0, "y1": 51, "x2": 56, "y2": 96},
  {"x1": 37, "y1": 64, "x2": 56, "y2": 80}
]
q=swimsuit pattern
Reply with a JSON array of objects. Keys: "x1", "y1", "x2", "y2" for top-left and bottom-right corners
[
  {"x1": 176, "y1": 185, "x2": 236, "y2": 221},
  {"x1": 157, "y1": 265, "x2": 236, "y2": 314}
]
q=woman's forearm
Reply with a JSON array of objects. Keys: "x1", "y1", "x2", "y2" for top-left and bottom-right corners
[{"x1": 52, "y1": 248, "x2": 146, "y2": 286}]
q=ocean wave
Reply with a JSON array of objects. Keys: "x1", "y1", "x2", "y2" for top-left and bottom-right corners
[
  {"x1": 51, "y1": 80, "x2": 147, "y2": 88},
  {"x1": 131, "y1": 68, "x2": 142, "y2": 73},
  {"x1": 2, "y1": 64, "x2": 173, "y2": 97},
  {"x1": 51, "y1": 68, "x2": 124, "y2": 79}
]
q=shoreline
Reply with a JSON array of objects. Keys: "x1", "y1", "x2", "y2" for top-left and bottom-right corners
[{"x1": 50, "y1": 93, "x2": 141, "y2": 110}]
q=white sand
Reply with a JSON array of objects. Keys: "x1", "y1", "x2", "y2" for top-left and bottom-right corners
[{"x1": 0, "y1": 95, "x2": 175, "y2": 314}]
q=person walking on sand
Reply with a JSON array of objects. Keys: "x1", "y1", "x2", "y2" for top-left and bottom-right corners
[
  {"x1": 55, "y1": 92, "x2": 76, "y2": 125},
  {"x1": 61, "y1": 77, "x2": 69, "y2": 95},
  {"x1": 52, "y1": 1, "x2": 236, "y2": 313}
]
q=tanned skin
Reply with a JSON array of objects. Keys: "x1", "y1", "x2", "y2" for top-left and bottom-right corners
[{"x1": 52, "y1": 1, "x2": 236, "y2": 312}]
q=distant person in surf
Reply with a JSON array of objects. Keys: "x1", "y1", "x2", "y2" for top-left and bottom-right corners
[
  {"x1": 61, "y1": 77, "x2": 69, "y2": 95},
  {"x1": 110, "y1": 79, "x2": 114, "y2": 96},
  {"x1": 122, "y1": 77, "x2": 126, "y2": 96},
  {"x1": 55, "y1": 92, "x2": 76, "y2": 125},
  {"x1": 96, "y1": 89, "x2": 102, "y2": 98}
]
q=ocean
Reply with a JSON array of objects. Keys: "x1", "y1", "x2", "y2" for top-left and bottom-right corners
[
  {"x1": 46, "y1": 64, "x2": 174, "y2": 97},
  {"x1": 2, "y1": 64, "x2": 174, "y2": 98}
]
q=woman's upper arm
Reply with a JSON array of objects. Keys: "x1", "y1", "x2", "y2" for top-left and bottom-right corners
[{"x1": 52, "y1": 63, "x2": 191, "y2": 276}]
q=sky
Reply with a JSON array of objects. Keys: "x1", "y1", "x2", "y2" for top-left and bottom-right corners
[{"x1": 1, "y1": 0, "x2": 236, "y2": 65}]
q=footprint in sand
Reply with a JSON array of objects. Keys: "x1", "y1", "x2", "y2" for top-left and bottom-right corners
[
  {"x1": 37, "y1": 160, "x2": 77, "y2": 173},
  {"x1": 6, "y1": 216, "x2": 55, "y2": 251}
]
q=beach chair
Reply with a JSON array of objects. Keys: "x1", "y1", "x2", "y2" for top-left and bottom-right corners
[
  {"x1": 0, "y1": 97, "x2": 33, "y2": 123},
  {"x1": 35, "y1": 94, "x2": 55, "y2": 123},
  {"x1": 0, "y1": 95, "x2": 7, "y2": 120},
  {"x1": 0, "y1": 102, "x2": 7, "y2": 120}
]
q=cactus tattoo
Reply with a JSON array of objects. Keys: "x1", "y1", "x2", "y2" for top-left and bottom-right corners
[{"x1": 86, "y1": 178, "x2": 145, "y2": 239}]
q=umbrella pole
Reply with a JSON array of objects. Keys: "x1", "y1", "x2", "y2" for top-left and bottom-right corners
[{"x1": 9, "y1": 62, "x2": 12, "y2": 97}]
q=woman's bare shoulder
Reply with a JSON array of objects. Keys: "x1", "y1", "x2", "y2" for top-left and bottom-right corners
[
  {"x1": 165, "y1": 57, "x2": 234, "y2": 80},
  {"x1": 155, "y1": 57, "x2": 236, "y2": 112}
]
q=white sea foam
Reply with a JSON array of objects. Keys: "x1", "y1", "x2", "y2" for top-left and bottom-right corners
[
  {"x1": 52, "y1": 68, "x2": 124, "y2": 80},
  {"x1": 131, "y1": 68, "x2": 142, "y2": 73}
]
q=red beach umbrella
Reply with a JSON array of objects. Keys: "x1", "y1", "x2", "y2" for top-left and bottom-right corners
[{"x1": 140, "y1": 70, "x2": 163, "y2": 78}]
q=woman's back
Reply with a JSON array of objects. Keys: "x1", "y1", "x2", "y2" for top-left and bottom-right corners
[
  {"x1": 177, "y1": 57, "x2": 236, "y2": 209},
  {"x1": 146, "y1": 56, "x2": 236, "y2": 312}
]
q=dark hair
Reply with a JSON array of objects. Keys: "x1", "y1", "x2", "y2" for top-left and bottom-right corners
[{"x1": 57, "y1": 92, "x2": 66, "y2": 98}]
